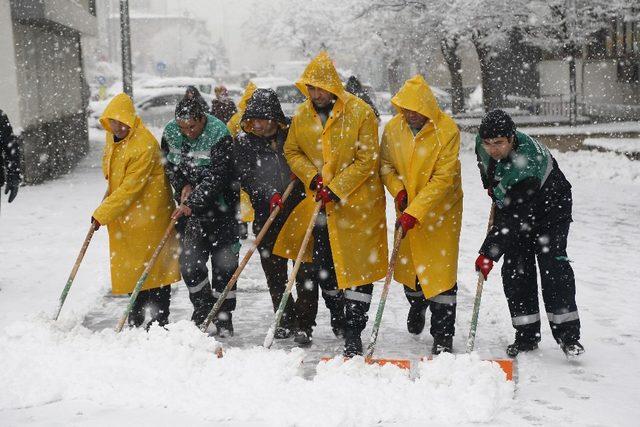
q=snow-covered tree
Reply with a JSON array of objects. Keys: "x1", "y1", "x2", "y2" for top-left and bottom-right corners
[{"x1": 357, "y1": 0, "x2": 529, "y2": 111}]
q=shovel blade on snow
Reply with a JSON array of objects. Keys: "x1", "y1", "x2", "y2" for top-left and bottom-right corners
[
  {"x1": 421, "y1": 356, "x2": 515, "y2": 381},
  {"x1": 492, "y1": 359, "x2": 514, "y2": 381},
  {"x1": 320, "y1": 357, "x2": 411, "y2": 369}
]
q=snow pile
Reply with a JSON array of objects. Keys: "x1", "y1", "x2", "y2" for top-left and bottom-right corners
[
  {"x1": 555, "y1": 149, "x2": 640, "y2": 184},
  {"x1": 0, "y1": 318, "x2": 513, "y2": 425},
  {"x1": 314, "y1": 355, "x2": 513, "y2": 424}
]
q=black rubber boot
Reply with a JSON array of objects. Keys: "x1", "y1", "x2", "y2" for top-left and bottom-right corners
[
  {"x1": 343, "y1": 329, "x2": 363, "y2": 358},
  {"x1": 274, "y1": 326, "x2": 294, "y2": 339},
  {"x1": 128, "y1": 309, "x2": 145, "y2": 328},
  {"x1": 331, "y1": 312, "x2": 345, "y2": 339},
  {"x1": 431, "y1": 336, "x2": 453, "y2": 355},
  {"x1": 506, "y1": 340, "x2": 539, "y2": 357},
  {"x1": 191, "y1": 294, "x2": 215, "y2": 327},
  {"x1": 407, "y1": 306, "x2": 426, "y2": 335},
  {"x1": 214, "y1": 312, "x2": 234, "y2": 338},
  {"x1": 293, "y1": 329, "x2": 313, "y2": 347},
  {"x1": 560, "y1": 339, "x2": 585, "y2": 357}
]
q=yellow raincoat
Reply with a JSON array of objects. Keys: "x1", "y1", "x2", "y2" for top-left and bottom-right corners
[
  {"x1": 228, "y1": 82, "x2": 258, "y2": 223},
  {"x1": 93, "y1": 94, "x2": 181, "y2": 294},
  {"x1": 380, "y1": 75, "x2": 463, "y2": 299},
  {"x1": 273, "y1": 52, "x2": 388, "y2": 289}
]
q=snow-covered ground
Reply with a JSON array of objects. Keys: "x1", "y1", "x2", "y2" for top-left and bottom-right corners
[
  {"x1": 520, "y1": 121, "x2": 640, "y2": 136},
  {"x1": 1, "y1": 127, "x2": 639, "y2": 425},
  {"x1": 584, "y1": 138, "x2": 640, "y2": 154}
]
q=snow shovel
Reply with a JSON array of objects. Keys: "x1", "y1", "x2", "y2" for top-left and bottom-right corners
[
  {"x1": 263, "y1": 200, "x2": 323, "y2": 349},
  {"x1": 466, "y1": 204, "x2": 514, "y2": 381},
  {"x1": 201, "y1": 179, "x2": 298, "y2": 333},
  {"x1": 115, "y1": 218, "x2": 177, "y2": 332},
  {"x1": 361, "y1": 226, "x2": 411, "y2": 369},
  {"x1": 53, "y1": 220, "x2": 98, "y2": 320},
  {"x1": 54, "y1": 190, "x2": 109, "y2": 320}
]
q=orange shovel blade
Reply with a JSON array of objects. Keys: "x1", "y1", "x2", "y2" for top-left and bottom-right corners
[
  {"x1": 320, "y1": 357, "x2": 411, "y2": 369},
  {"x1": 421, "y1": 356, "x2": 514, "y2": 381},
  {"x1": 492, "y1": 359, "x2": 514, "y2": 381}
]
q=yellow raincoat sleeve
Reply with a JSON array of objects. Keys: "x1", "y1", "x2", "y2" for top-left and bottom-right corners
[
  {"x1": 93, "y1": 146, "x2": 156, "y2": 225},
  {"x1": 379, "y1": 126, "x2": 405, "y2": 198},
  {"x1": 404, "y1": 132, "x2": 461, "y2": 223},
  {"x1": 283, "y1": 117, "x2": 319, "y2": 189},
  {"x1": 327, "y1": 111, "x2": 379, "y2": 200}
]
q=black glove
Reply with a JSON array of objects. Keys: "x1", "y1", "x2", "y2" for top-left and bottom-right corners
[{"x1": 4, "y1": 180, "x2": 19, "y2": 203}]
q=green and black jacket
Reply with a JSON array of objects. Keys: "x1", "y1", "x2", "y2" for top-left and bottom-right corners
[
  {"x1": 161, "y1": 114, "x2": 240, "y2": 228},
  {"x1": 475, "y1": 131, "x2": 572, "y2": 260}
]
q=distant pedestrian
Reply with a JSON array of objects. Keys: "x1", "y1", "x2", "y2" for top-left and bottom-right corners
[
  {"x1": 0, "y1": 109, "x2": 22, "y2": 205},
  {"x1": 210, "y1": 85, "x2": 237, "y2": 124},
  {"x1": 345, "y1": 75, "x2": 380, "y2": 119}
]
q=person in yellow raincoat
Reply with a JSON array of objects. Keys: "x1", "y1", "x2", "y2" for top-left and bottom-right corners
[
  {"x1": 227, "y1": 82, "x2": 257, "y2": 138},
  {"x1": 92, "y1": 93, "x2": 181, "y2": 328},
  {"x1": 228, "y1": 82, "x2": 258, "y2": 235},
  {"x1": 273, "y1": 52, "x2": 388, "y2": 356},
  {"x1": 380, "y1": 75, "x2": 463, "y2": 354}
]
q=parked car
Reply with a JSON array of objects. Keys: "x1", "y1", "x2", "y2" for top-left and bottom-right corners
[
  {"x1": 225, "y1": 85, "x2": 244, "y2": 104},
  {"x1": 252, "y1": 77, "x2": 305, "y2": 116}
]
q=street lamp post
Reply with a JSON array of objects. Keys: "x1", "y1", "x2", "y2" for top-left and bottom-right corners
[{"x1": 120, "y1": 0, "x2": 133, "y2": 98}]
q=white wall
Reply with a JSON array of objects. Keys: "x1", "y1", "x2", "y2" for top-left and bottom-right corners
[
  {"x1": 538, "y1": 59, "x2": 639, "y2": 105},
  {"x1": 0, "y1": 0, "x2": 22, "y2": 129}
]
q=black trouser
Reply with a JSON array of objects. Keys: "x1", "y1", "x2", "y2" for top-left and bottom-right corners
[
  {"x1": 311, "y1": 211, "x2": 373, "y2": 333},
  {"x1": 128, "y1": 285, "x2": 171, "y2": 328},
  {"x1": 258, "y1": 227, "x2": 318, "y2": 332},
  {"x1": 502, "y1": 220, "x2": 580, "y2": 344},
  {"x1": 404, "y1": 282, "x2": 457, "y2": 339},
  {"x1": 176, "y1": 217, "x2": 239, "y2": 326}
]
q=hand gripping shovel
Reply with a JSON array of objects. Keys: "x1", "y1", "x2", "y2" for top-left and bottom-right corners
[
  {"x1": 201, "y1": 179, "x2": 298, "y2": 333},
  {"x1": 467, "y1": 204, "x2": 514, "y2": 381},
  {"x1": 263, "y1": 200, "x2": 322, "y2": 349},
  {"x1": 115, "y1": 218, "x2": 177, "y2": 332}
]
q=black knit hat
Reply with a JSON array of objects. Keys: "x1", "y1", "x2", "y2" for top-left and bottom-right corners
[
  {"x1": 479, "y1": 109, "x2": 516, "y2": 139},
  {"x1": 241, "y1": 88, "x2": 289, "y2": 126}
]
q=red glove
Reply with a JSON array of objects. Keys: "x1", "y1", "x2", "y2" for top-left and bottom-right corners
[
  {"x1": 315, "y1": 187, "x2": 335, "y2": 206},
  {"x1": 396, "y1": 213, "x2": 417, "y2": 237},
  {"x1": 395, "y1": 189, "x2": 408, "y2": 212},
  {"x1": 475, "y1": 254, "x2": 494, "y2": 279},
  {"x1": 269, "y1": 192, "x2": 283, "y2": 213},
  {"x1": 91, "y1": 216, "x2": 101, "y2": 231},
  {"x1": 310, "y1": 174, "x2": 323, "y2": 191}
]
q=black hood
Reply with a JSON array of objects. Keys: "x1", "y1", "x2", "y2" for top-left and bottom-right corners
[
  {"x1": 345, "y1": 76, "x2": 380, "y2": 118},
  {"x1": 241, "y1": 88, "x2": 289, "y2": 126}
]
